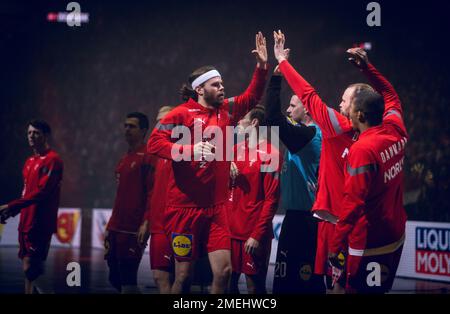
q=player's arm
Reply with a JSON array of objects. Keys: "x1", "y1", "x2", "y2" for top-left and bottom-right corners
[
  {"x1": 4, "y1": 157, "x2": 63, "y2": 219},
  {"x1": 147, "y1": 109, "x2": 188, "y2": 160},
  {"x1": 227, "y1": 32, "x2": 269, "y2": 124},
  {"x1": 138, "y1": 155, "x2": 156, "y2": 245},
  {"x1": 247, "y1": 153, "x2": 282, "y2": 254},
  {"x1": 147, "y1": 109, "x2": 215, "y2": 161},
  {"x1": 347, "y1": 48, "x2": 404, "y2": 123},
  {"x1": 329, "y1": 146, "x2": 376, "y2": 256},
  {"x1": 273, "y1": 30, "x2": 352, "y2": 138},
  {"x1": 265, "y1": 72, "x2": 316, "y2": 153}
]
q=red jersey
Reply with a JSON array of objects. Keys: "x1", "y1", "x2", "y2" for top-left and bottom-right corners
[
  {"x1": 147, "y1": 66, "x2": 268, "y2": 208},
  {"x1": 331, "y1": 72, "x2": 408, "y2": 254},
  {"x1": 227, "y1": 140, "x2": 281, "y2": 242},
  {"x1": 8, "y1": 149, "x2": 63, "y2": 234},
  {"x1": 145, "y1": 157, "x2": 171, "y2": 234},
  {"x1": 107, "y1": 144, "x2": 155, "y2": 233},
  {"x1": 279, "y1": 60, "x2": 401, "y2": 221}
]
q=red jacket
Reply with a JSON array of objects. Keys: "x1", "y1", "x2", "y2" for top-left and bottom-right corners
[
  {"x1": 279, "y1": 60, "x2": 401, "y2": 221},
  {"x1": 107, "y1": 144, "x2": 156, "y2": 233},
  {"x1": 147, "y1": 66, "x2": 268, "y2": 208},
  {"x1": 145, "y1": 157, "x2": 171, "y2": 234},
  {"x1": 227, "y1": 140, "x2": 281, "y2": 242},
  {"x1": 8, "y1": 149, "x2": 63, "y2": 234},
  {"x1": 331, "y1": 71, "x2": 408, "y2": 255}
]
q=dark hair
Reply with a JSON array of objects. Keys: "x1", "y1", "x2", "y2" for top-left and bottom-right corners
[
  {"x1": 179, "y1": 65, "x2": 217, "y2": 102},
  {"x1": 127, "y1": 112, "x2": 149, "y2": 130},
  {"x1": 249, "y1": 106, "x2": 266, "y2": 126},
  {"x1": 352, "y1": 89, "x2": 385, "y2": 126},
  {"x1": 28, "y1": 119, "x2": 51, "y2": 136}
]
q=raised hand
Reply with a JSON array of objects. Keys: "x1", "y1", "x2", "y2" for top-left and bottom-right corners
[
  {"x1": 273, "y1": 30, "x2": 289, "y2": 63},
  {"x1": 252, "y1": 31, "x2": 268, "y2": 69},
  {"x1": 273, "y1": 48, "x2": 290, "y2": 75},
  {"x1": 347, "y1": 47, "x2": 369, "y2": 69}
]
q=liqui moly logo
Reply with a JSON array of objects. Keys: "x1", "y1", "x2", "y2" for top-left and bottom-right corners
[{"x1": 416, "y1": 227, "x2": 450, "y2": 277}]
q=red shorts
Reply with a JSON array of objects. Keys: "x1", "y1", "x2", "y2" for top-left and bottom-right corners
[
  {"x1": 345, "y1": 245, "x2": 404, "y2": 293},
  {"x1": 150, "y1": 232, "x2": 173, "y2": 271},
  {"x1": 231, "y1": 238, "x2": 271, "y2": 276},
  {"x1": 104, "y1": 230, "x2": 144, "y2": 261},
  {"x1": 314, "y1": 221, "x2": 336, "y2": 275},
  {"x1": 18, "y1": 231, "x2": 52, "y2": 260},
  {"x1": 164, "y1": 204, "x2": 231, "y2": 261}
]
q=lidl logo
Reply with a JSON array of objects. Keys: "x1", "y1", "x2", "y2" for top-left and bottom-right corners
[
  {"x1": 337, "y1": 252, "x2": 346, "y2": 267},
  {"x1": 171, "y1": 233, "x2": 193, "y2": 257},
  {"x1": 299, "y1": 264, "x2": 312, "y2": 281}
]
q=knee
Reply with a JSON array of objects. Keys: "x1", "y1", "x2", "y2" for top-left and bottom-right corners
[
  {"x1": 213, "y1": 264, "x2": 232, "y2": 282},
  {"x1": 153, "y1": 271, "x2": 169, "y2": 286},
  {"x1": 24, "y1": 260, "x2": 44, "y2": 282},
  {"x1": 174, "y1": 268, "x2": 191, "y2": 285}
]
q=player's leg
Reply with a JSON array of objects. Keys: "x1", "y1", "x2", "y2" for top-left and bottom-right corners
[
  {"x1": 165, "y1": 207, "x2": 203, "y2": 294},
  {"x1": 229, "y1": 272, "x2": 241, "y2": 294},
  {"x1": 20, "y1": 232, "x2": 50, "y2": 294},
  {"x1": 245, "y1": 273, "x2": 267, "y2": 294},
  {"x1": 315, "y1": 220, "x2": 344, "y2": 294},
  {"x1": 150, "y1": 233, "x2": 174, "y2": 294},
  {"x1": 104, "y1": 231, "x2": 121, "y2": 292},
  {"x1": 243, "y1": 238, "x2": 270, "y2": 294},
  {"x1": 207, "y1": 205, "x2": 232, "y2": 294},
  {"x1": 208, "y1": 249, "x2": 232, "y2": 294},
  {"x1": 272, "y1": 213, "x2": 290, "y2": 293},
  {"x1": 116, "y1": 233, "x2": 144, "y2": 294},
  {"x1": 153, "y1": 269, "x2": 172, "y2": 294},
  {"x1": 229, "y1": 239, "x2": 242, "y2": 294},
  {"x1": 22, "y1": 256, "x2": 34, "y2": 294},
  {"x1": 172, "y1": 260, "x2": 194, "y2": 294}
]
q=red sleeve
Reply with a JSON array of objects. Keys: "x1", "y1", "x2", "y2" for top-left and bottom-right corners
[
  {"x1": 330, "y1": 146, "x2": 376, "y2": 254},
  {"x1": 226, "y1": 66, "x2": 268, "y2": 125},
  {"x1": 142, "y1": 154, "x2": 156, "y2": 222},
  {"x1": 279, "y1": 60, "x2": 352, "y2": 138},
  {"x1": 147, "y1": 108, "x2": 193, "y2": 161},
  {"x1": 363, "y1": 63, "x2": 406, "y2": 133},
  {"x1": 8, "y1": 157, "x2": 63, "y2": 215},
  {"x1": 250, "y1": 153, "x2": 281, "y2": 241}
]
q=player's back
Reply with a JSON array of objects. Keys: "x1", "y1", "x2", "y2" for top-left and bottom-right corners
[{"x1": 349, "y1": 125, "x2": 407, "y2": 249}]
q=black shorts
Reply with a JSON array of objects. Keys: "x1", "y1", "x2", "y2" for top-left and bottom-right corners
[{"x1": 273, "y1": 210, "x2": 325, "y2": 294}]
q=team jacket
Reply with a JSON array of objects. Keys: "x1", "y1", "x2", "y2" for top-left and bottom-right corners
[
  {"x1": 8, "y1": 149, "x2": 63, "y2": 234},
  {"x1": 145, "y1": 157, "x2": 171, "y2": 234},
  {"x1": 227, "y1": 140, "x2": 281, "y2": 242},
  {"x1": 147, "y1": 66, "x2": 268, "y2": 208},
  {"x1": 107, "y1": 144, "x2": 156, "y2": 233},
  {"x1": 331, "y1": 69, "x2": 408, "y2": 255},
  {"x1": 279, "y1": 60, "x2": 400, "y2": 221}
]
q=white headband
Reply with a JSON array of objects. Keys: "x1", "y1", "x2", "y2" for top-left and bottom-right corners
[{"x1": 191, "y1": 70, "x2": 221, "y2": 90}]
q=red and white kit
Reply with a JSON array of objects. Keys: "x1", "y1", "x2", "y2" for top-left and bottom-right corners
[
  {"x1": 8, "y1": 149, "x2": 63, "y2": 260},
  {"x1": 147, "y1": 66, "x2": 268, "y2": 261},
  {"x1": 227, "y1": 140, "x2": 281, "y2": 275},
  {"x1": 330, "y1": 66, "x2": 408, "y2": 292},
  {"x1": 145, "y1": 157, "x2": 173, "y2": 270},
  {"x1": 106, "y1": 144, "x2": 155, "y2": 260},
  {"x1": 279, "y1": 60, "x2": 403, "y2": 276}
]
